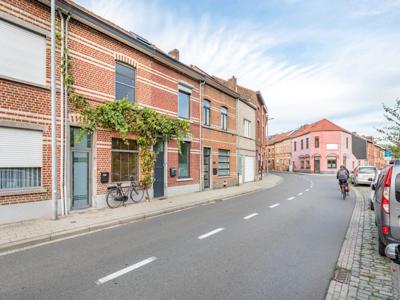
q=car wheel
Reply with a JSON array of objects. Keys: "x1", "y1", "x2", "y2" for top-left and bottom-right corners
[{"x1": 378, "y1": 237, "x2": 386, "y2": 256}]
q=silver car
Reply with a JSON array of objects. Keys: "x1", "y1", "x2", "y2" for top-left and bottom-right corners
[
  {"x1": 373, "y1": 163, "x2": 400, "y2": 255},
  {"x1": 353, "y1": 166, "x2": 377, "y2": 186}
]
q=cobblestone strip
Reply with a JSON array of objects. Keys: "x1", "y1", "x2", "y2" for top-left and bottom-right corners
[{"x1": 326, "y1": 188, "x2": 394, "y2": 300}]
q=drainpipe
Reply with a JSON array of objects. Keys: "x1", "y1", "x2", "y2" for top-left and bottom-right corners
[
  {"x1": 199, "y1": 80, "x2": 205, "y2": 191},
  {"x1": 64, "y1": 14, "x2": 71, "y2": 215},
  {"x1": 50, "y1": 0, "x2": 58, "y2": 220},
  {"x1": 58, "y1": 10, "x2": 65, "y2": 216}
]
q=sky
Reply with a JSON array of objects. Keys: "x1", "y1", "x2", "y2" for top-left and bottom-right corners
[{"x1": 76, "y1": 0, "x2": 400, "y2": 137}]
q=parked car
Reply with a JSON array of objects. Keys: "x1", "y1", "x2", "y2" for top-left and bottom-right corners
[
  {"x1": 373, "y1": 163, "x2": 400, "y2": 256},
  {"x1": 352, "y1": 166, "x2": 377, "y2": 186},
  {"x1": 369, "y1": 169, "x2": 381, "y2": 210}
]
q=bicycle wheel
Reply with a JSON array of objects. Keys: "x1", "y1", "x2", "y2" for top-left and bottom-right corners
[
  {"x1": 106, "y1": 188, "x2": 124, "y2": 208},
  {"x1": 342, "y1": 189, "x2": 346, "y2": 200},
  {"x1": 130, "y1": 187, "x2": 144, "y2": 203}
]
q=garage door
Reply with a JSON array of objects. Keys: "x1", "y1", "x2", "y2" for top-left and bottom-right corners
[{"x1": 244, "y1": 156, "x2": 255, "y2": 182}]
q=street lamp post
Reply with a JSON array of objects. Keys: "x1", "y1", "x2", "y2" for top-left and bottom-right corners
[{"x1": 266, "y1": 117, "x2": 274, "y2": 174}]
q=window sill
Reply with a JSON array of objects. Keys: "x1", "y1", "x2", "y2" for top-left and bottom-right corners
[
  {"x1": 0, "y1": 74, "x2": 50, "y2": 90},
  {"x1": 218, "y1": 175, "x2": 232, "y2": 178},
  {"x1": 0, "y1": 187, "x2": 47, "y2": 197},
  {"x1": 177, "y1": 177, "x2": 193, "y2": 182}
]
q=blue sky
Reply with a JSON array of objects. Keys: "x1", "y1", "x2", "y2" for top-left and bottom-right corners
[{"x1": 76, "y1": 0, "x2": 400, "y2": 137}]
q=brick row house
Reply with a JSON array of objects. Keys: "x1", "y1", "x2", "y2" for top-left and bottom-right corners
[
  {"x1": 0, "y1": 0, "x2": 267, "y2": 223},
  {"x1": 268, "y1": 119, "x2": 386, "y2": 174}
]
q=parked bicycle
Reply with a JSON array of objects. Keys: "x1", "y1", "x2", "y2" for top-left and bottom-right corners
[{"x1": 106, "y1": 176, "x2": 144, "y2": 208}]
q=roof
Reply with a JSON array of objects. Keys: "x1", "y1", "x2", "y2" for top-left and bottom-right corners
[
  {"x1": 291, "y1": 119, "x2": 350, "y2": 138},
  {"x1": 190, "y1": 65, "x2": 239, "y2": 98},
  {"x1": 268, "y1": 130, "x2": 294, "y2": 145}
]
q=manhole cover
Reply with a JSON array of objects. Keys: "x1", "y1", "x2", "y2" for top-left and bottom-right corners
[{"x1": 334, "y1": 267, "x2": 351, "y2": 284}]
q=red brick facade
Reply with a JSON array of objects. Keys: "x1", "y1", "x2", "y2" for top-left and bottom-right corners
[{"x1": 0, "y1": 0, "x2": 267, "y2": 223}]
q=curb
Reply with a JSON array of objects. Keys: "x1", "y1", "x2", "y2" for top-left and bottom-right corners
[
  {"x1": 0, "y1": 176, "x2": 283, "y2": 254},
  {"x1": 325, "y1": 186, "x2": 363, "y2": 300}
]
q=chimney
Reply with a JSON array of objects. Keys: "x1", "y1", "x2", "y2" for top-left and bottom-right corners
[
  {"x1": 168, "y1": 48, "x2": 180, "y2": 61},
  {"x1": 227, "y1": 75, "x2": 237, "y2": 91}
]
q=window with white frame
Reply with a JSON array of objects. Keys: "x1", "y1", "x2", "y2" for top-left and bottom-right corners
[
  {"x1": 178, "y1": 91, "x2": 190, "y2": 119},
  {"x1": 178, "y1": 142, "x2": 190, "y2": 178},
  {"x1": 243, "y1": 119, "x2": 251, "y2": 137},
  {"x1": 221, "y1": 106, "x2": 228, "y2": 130},
  {"x1": 0, "y1": 19, "x2": 46, "y2": 85},
  {"x1": 203, "y1": 100, "x2": 210, "y2": 126},
  {"x1": 0, "y1": 127, "x2": 42, "y2": 189}
]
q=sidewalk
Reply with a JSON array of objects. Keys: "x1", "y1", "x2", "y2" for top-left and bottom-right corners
[
  {"x1": 325, "y1": 187, "x2": 394, "y2": 300},
  {"x1": 0, "y1": 174, "x2": 282, "y2": 254}
]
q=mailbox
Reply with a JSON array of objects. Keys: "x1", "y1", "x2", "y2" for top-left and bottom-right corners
[
  {"x1": 100, "y1": 172, "x2": 109, "y2": 183},
  {"x1": 213, "y1": 168, "x2": 218, "y2": 176},
  {"x1": 170, "y1": 167, "x2": 176, "y2": 177}
]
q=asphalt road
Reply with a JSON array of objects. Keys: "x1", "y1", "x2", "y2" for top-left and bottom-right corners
[{"x1": 0, "y1": 173, "x2": 355, "y2": 300}]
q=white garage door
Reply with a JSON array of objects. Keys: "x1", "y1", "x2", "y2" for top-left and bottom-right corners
[{"x1": 244, "y1": 156, "x2": 255, "y2": 182}]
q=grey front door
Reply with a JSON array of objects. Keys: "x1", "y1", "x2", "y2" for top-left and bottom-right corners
[
  {"x1": 314, "y1": 158, "x2": 320, "y2": 174},
  {"x1": 203, "y1": 148, "x2": 211, "y2": 189},
  {"x1": 153, "y1": 139, "x2": 164, "y2": 198},
  {"x1": 70, "y1": 127, "x2": 91, "y2": 210}
]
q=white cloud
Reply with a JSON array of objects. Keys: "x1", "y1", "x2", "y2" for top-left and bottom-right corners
[{"x1": 78, "y1": 0, "x2": 400, "y2": 138}]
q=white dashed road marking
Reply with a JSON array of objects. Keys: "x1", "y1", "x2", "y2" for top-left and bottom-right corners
[
  {"x1": 198, "y1": 228, "x2": 224, "y2": 240},
  {"x1": 243, "y1": 213, "x2": 258, "y2": 220},
  {"x1": 298, "y1": 192, "x2": 303, "y2": 196},
  {"x1": 96, "y1": 257, "x2": 157, "y2": 285},
  {"x1": 287, "y1": 197, "x2": 295, "y2": 201},
  {"x1": 269, "y1": 203, "x2": 280, "y2": 208},
  {"x1": 305, "y1": 189, "x2": 310, "y2": 192}
]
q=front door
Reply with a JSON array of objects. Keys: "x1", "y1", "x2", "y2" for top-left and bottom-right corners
[
  {"x1": 70, "y1": 127, "x2": 91, "y2": 210},
  {"x1": 314, "y1": 158, "x2": 320, "y2": 173},
  {"x1": 203, "y1": 148, "x2": 211, "y2": 189},
  {"x1": 153, "y1": 139, "x2": 164, "y2": 198}
]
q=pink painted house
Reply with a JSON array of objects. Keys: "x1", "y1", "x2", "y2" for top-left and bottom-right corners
[{"x1": 291, "y1": 119, "x2": 355, "y2": 174}]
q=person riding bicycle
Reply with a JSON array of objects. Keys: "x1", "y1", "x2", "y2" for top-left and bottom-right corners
[{"x1": 336, "y1": 165, "x2": 350, "y2": 195}]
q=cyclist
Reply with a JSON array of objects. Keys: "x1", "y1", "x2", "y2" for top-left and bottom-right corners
[{"x1": 336, "y1": 165, "x2": 350, "y2": 195}]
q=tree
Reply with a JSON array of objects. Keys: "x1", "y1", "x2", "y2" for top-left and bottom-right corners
[{"x1": 378, "y1": 98, "x2": 400, "y2": 158}]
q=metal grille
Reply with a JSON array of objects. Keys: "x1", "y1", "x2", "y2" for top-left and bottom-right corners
[{"x1": 334, "y1": 268, "x2": 351, "y2": 284}]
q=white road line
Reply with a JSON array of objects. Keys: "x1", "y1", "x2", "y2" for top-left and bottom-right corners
[
  {"x1": 96, "y1": 257, "x2": 157, "y2": 285},
  {"x1": 198, "y1": 228, "x2": 224, "y2": 240},
  {"x1": 298, "y1": 192, "x2": 303, "y2": 196},
  {"x1": 287, "y1": 197, "x2": 295, "y2": 201},
  {"x1": 243, "y1": 213, "x2": 258, "y2": 220},
  {"x1": 305, "y1": 189, "x2": 310, "y2": 192},
  {"x1": 269, "y1": 203, "x2": 280, "y2": 208}
]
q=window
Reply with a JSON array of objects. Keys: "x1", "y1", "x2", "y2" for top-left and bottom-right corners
[
  {"x1": 346, "y1": 137, "x2": 349, "y2": 149},
  {"x1": 0, "y1": 127, "x2": 43, "y2": 190},
  {"x1": 0, "y1": 19, "x2": 46, "y2": 85},
  {"x1": 327, "y1": 157, "x2": 337, "y2": 169},
  {"x1": 115, "y1": 62, "x2": 135, "y2": 102},
  {"x1": 301, "y1": 160, "x2": 304, "y2": 169},
  {"x1": 301, "y1": 139, "x2": 304, "y2": 150},
  {"x1": 306, "y1": 138, "x2": 309, "y2": 149},
  {"x1": 178, "y1": 142, "x2": 190, "y2": 178},
  {"x1": 294, "y1": 141, "x2": 297, "y2": 151},
  {"x1": 257, "y1": 120, "x2": 261, "y2": 142},
  {"x1": 218, "y1": 150, "x2": 230, "y2": 176},
  {"x1": 202, "y1": 100, "x2": 210, "y2": 126},
  {"x1": 306, "y1": 159, "x2": 310, "y2": 169},
  {"x1": 111, "y1": 138, "x2": 138, "y2": 182},
  {"x1": 178, "y1": 91, "x2": 190, "y2": 119},
  {"x1": 221, "y1": 107, "x2": 228, "y2": 130},
  {"x1": 315, "y1": 137, "x2": 319, "y2": 148},
  {"x1": 243, "y1": 119, "x2": 251, "y2": 137}
]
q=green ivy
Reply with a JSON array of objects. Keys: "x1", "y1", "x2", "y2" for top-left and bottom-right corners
[{"x1": 60, "y1": 45, "x2": 191, "y2": 194}]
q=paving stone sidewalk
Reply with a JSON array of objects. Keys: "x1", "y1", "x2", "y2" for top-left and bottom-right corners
[
  {"x1": 0, "y1": 174, "x2": 282, "y2": 254},
  {"x1": 326, "y1": 187, "x2": 394, "y2": 300}
]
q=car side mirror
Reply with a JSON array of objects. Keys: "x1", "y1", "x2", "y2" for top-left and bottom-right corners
[{"x1": 385, "y1": 244, "x2": 400, "y2": 264}]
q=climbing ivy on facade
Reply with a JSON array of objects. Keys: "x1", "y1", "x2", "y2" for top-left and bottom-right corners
[{"x1": 60, "y1": 44, "x2": 191, "y2": 194}]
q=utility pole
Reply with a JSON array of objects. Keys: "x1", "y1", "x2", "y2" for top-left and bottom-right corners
[
  {"x1": 51, "y1": 0, "x2": 58, "y2": 220},
  {"x1": 266, "y1": 117, "x2": 274, "y2": 174}
]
